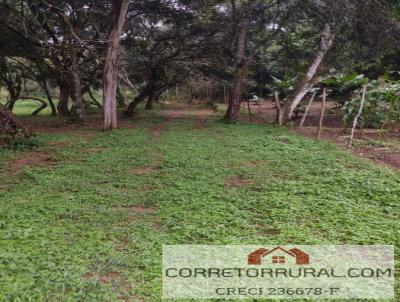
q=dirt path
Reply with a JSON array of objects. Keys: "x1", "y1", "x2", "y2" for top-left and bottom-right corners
[
  {"x1": 149, "y1": 111, "x2": 181, "y2": 138},
  {"x1": 149, "y1": 104, "x2": 216, "y2": 136},
  {"x1": 13, "y1": 102, "x2": 399, "y2": 171}
]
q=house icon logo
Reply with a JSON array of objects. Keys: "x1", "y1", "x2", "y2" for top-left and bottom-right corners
[{"x1": 248, "y1": 246, "x2": 310, "y2": 265}]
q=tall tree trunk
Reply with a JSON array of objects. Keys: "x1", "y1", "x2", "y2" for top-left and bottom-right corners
[
  {"x1": 70, "y1": 47, "x2": 86, "y2": 121},
  {"x1": 283, "y1": 24, "x2": 335, "y2": 123},
  {"x1": 58, "y1": 81, "x2": 70, "y2": 116},
  {"x1": 88, "y1": 88, "x2": 102, "y2": 108},
  {"x1": 225, "y1": 0, "x2": 258, "y2": 122},
  {"x1": 103, "y1": 0, "x2": 129, "y2": 130}
]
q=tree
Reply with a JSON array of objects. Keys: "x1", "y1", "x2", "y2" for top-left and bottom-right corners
[
  {"x1": 123, "y1": 0, "x2": 223, "y2": 117},
  {"x1": 103, "y1": 0, "x2": 129, "y2": 130},
  {"x1": 282, "y1": 0, "x2": 396, "y2": 123},
  {"x1": 282, "y1": 23, "x2": 335, "y2": 122},
  {"x1": 225, "y1": 0, "x2": 260, "y2": 122}
]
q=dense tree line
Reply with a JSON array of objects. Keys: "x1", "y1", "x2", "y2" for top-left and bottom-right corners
[{"x1": 0, "y1": 0, "x2": 398, "y2": 136}]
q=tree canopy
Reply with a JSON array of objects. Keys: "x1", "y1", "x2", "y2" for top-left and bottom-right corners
[{"x1": 0, "y1": 0, "x2": 398, "y2": 132}]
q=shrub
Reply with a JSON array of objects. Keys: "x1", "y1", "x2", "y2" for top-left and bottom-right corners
[{"x1": 343, "y1": 80, "x2": 400, "y2": 129}]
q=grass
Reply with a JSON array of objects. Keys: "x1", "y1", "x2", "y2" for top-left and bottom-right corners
[
  {"x1": 0, "y1": 98, "x2": 56, "y2": 117},
  {"x1": 0, "y1": 89, "x2": 102, "y2": 117},
  {"x1": 0, "y1": 106, "x2": 399, "y2": 301}
]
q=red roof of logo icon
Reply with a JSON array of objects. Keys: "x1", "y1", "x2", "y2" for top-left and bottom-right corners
[{"x1": 248, "y1": 246, "x2": 310, "y2": 265}]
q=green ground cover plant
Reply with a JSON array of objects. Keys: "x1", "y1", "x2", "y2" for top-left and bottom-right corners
[{"x1": 0, "y1": 110, "x2": 399, "y2": 301}]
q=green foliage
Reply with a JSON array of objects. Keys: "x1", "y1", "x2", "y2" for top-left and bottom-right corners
[
  {"x1": 343, "y1": 80, "x2": 400, "y2": 129},
  {"x1": 0, "y1": 112, "x2": 399, "y2": 300},
  {"x1": 323, "y1": 73, "x2": 368, "y2": 91},
  {"x1": 271, "y1": 76, "x2": 297, "y2": 92},
  {"x1": 249, "y1": 94, "x2": 264, "y2": 103},
  {"x1": 4, "y1": 134, "x2": 40, "y2": 151},
  {"x1": 266, "y1": 76, "x2": 298, "y2": 99}
]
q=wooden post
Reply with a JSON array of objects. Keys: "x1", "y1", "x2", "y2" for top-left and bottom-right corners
[
  {"x1": 299, "y1": 91, "x2": 317, "y2": 128},
  {"x1": 247, "y1": 101, "x2": 252, "y2": 122},
  {"x1": 223, "y1": 86, "x2": 227, "y2": 105},
  {"x1": 317, "y1": 88, "x2": 327, "y2": 140},
  {"x1": 348, "y1": 85, "x2": 367, "y2": 148},
  {"x1": 274, "y1": 91, "x2": 283, "y2": 125}
]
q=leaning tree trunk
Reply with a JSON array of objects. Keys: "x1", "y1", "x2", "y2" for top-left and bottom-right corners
[
  {"x1": 42, "y1": 79, "x2": 57, "y2": 116},
  {"x1": 5, "y1": 82, "x2": 20, "y2": 112},
  {"x1": 103, "y1": 0, "x2": 129, "y2": 131},
  {"x1": 282, "y1": 24, "x2": 335, "y2": 123},
  {"x1": 6, "y1": 90, "x2": 18, "y2": 112},
  {"x1": 125, "y1": 85, "x2": 150, "y2": 117},
  {"x1": 88, "y1": 88, "x2": 102, "y2": 108},
  {"x1": 116, "y1": 86, "x2": 127, "y2": 109}
]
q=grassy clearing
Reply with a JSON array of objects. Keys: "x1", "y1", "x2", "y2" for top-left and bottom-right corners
[
  {"x1": 0, "y1": 99, "x2": 56, "y2": 117},
  {"x1": 0, "y1": 108, "x2": 399, "y2": 301}
]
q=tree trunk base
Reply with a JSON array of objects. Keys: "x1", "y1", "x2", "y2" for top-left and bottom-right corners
[{"x1": 0, "y1": 105, "x2": 30, "y2": 146}]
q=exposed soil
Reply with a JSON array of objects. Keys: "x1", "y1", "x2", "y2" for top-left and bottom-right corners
[
  {"x1": 83, "y1": 271, "x2": 132, "y2": 293},
  {"x1": 116, "y1": 239, "x2": 129, "y2": 252},
  {"x1": 125, "y1": 206, "x2": 160, "y2": 229},
  {"x1": 193, "y1": 114, "x2": 209, "y2": 130},
  {"x1": 149, "y1": 117, "x2": 172, "y2": 138},
  {"x1": 189, "y1": 107, "x2": 219, "y2": 131},
  {"x1": 14, "y1": 102, "x2": 400, "y2": 170},
  {"x1": 129, "y1": 166, "x2": 159, "y2": 175},
  {"x1": 291, "y1": 125, "x2": 400, "y2": 170},
  {"x1": 376, "y1": 152, "x2": 400, "y2": 169},
  {"x1": 85, "y1": 147, "x2": 108, "y2": 153},
  {"x1": 137, "y1": 184, "x2": 159, "y2": 192},
  {"x1": 149, "y1": 107, "x2": 184, "y2": 138},
  {"x1": 254, "y1": 225, "x2": 281, "y2": 237},
  {"x1": 226, "y1": 175, "x2": 253, "y2": 187},
  {"x1": 241, "y1": 160, "x2": 263, "y2": 168},
  {"x1": 128, "y1": 206, "x2": 156, "y2": 214},
  {"x1": 12, "y1": 150, "x2": 57, "y2": 172},
  {"x1": 250, "y1": 100, "x2": 400, "y2": 170},
  {"x1": 226, "y1": 160, "x2": 264, "y2": 169},
  {"x1": 19, "y1": 113, "x2": 138, "y2": 133}
]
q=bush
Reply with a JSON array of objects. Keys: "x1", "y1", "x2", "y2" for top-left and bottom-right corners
[
  {"x1": 343, "y1": 80, "x2": 400, "y2": 129},
  {"x1": 0, "y1": 132, "x2": 40, "y2": 151}
]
